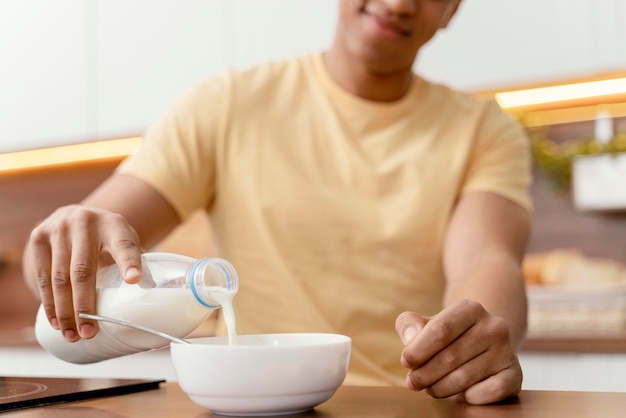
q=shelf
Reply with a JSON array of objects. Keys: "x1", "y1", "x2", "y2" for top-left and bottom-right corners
[{"x1": 523, "y1": 334, "x2": 626, "y2": 353}]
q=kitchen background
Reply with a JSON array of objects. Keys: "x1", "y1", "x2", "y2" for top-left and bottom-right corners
[
  {"x1": 1, "y1": 0, "x2": 625, "y2": 152},
  {"x1": 2, "y1": 0, "x2": 626, "y2": 393}
]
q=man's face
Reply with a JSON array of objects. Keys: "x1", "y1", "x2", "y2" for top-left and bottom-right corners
[{"x1": 335, "y1": 0, "x2": 460, "y2": 73}]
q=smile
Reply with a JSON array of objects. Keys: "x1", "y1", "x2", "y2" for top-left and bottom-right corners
[{"x1": 365, "y1": 13, "x2": 412, "y2": 38}]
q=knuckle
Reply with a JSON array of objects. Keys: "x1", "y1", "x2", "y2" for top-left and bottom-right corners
[
  {"x1": 487, "y1": 316, "x2": 510, "y2": 341},
  {"x1": 55, "y1": 311, "x2": 75, "y2": 326},
  {"x1": 450, "y1": 367, "x2": 472, "y2": 390},
  {"x1": 428, "y1": 318, "x2": 452, "y2": 343},
  {"x1": 105, "y1": 212, "x2": 129, "y2": 228},
  {"x1": 103, "y1": 213, "x2": 140, "y2": 250},
  {"x1": 459, "y1": 298, "x2": 478, "y2": 308},
  {"x1": 114, "y1": 239, "x2": 140, "y2": 251},
  {"x1": 29, "y1": 225, "x2": 49, "y2": 244},
  {"x1": 71, "y1": 261, "x2": 94, "y2": 284},
  {"x1": 41, "y1": 301, "x2": 56, "y2": 316},
  {"x1": 35, "y1": 271, "x2": 51, "y2": 289},
  {"x1": 440, "y1": 345, "x2": 461, "y2": 368},
  {"x1": 51, "y1": 270, "x2": 70, "y2": 288},
  {"x1": 68, "y1": 207, "x2": 98, "y2": 228},
  {"x1": 74, "y1": 302, "x2": 94, "y2": 316},
  {"x1": 461, "y1": 299, "x2": 484, "y2": 317}
]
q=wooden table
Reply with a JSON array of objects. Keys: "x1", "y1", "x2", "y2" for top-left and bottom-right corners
[{"x1": 4, "y1": 382, "x2": 626, "y2": 417}]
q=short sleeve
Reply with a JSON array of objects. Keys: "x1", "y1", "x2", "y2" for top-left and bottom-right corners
[
  {"x1": 462, "y1": 100, "x2": 533, "y2": 213},
  {"x1": 116, "y1": 72, "x2": 231, "y2": 220}
]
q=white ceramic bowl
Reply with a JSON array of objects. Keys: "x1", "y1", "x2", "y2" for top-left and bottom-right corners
[{"x1": 170, "y1": 333, "x2": 351, "y2": 416}]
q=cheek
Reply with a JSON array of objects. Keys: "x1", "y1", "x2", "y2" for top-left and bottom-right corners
[{"x1": 340, "y1": 0, "x2": 364, "y2": 16}]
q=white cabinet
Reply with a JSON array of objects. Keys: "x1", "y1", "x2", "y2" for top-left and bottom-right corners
[
  {"x1": 3, "y1": 345, "x2": 625, "y2": 393},
  {"x1": 0, "y1": 345, "x2": 177, "y2": 381},
  {"x1": 95, "y1": 0, "x2": 226, "y2": 139},
  {"x1": 417, "y1": 0, "x2": 626, "y2": 91},
  {"x1": 0, "y1": 1, "x2": 90, "y2": 151},
  {"x1": 2, "y1": 0, "x2": 626, "y2": 153},
  {"x1": 520, "y1": 351, "x2": 626, "y2": 392},
  {"x1": 222, "y1": 0, "x2": 336, "y2": 70}
]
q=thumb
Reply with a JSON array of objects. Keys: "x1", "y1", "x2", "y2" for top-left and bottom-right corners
[
  {"x1": 111, "y1": 250, "x2": 143, "y2": 285},
  {"x1": 395, "y1": 311, "x2": 428, "y2": 345},
  {"x1": 123, "y1": 265, "x2": 143, "y2": 284}
]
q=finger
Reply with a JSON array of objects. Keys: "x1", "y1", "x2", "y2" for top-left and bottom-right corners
[
  {"x1": 395, "y1": 311, "x2": 428, "y2": 345},
  {"x1": 403, "y1": 300, "x2": 484, "y2": 368},
  {"x1": 70, "y1": 222, "x2": 100, "y2": 339},
  {"x1": 49, "y1": 224, "x2": 79, "y2": 341},
  {"x1": 461, "y1": 366, "x2": 522, "y2": 405},
  {"x1": 29, "y1": 227, "x2": 56, "y2": 328},
  {"x1": 101, "y1": 213, "x2": 143, "y2": 284},
  {"x1": 419, "y1": 345, "x2": 513, "y2": 399},
  {"x1": 404, "y1": 319, "x2": 491, "y2": 391}
]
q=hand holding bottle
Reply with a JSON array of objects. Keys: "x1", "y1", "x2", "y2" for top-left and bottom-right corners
[
  {"x1": 35, "y1": 252, "x2": 238, "y2": 364},
  {"x1": 25, "y1": 204, "x2": 144, "y2": 342}
]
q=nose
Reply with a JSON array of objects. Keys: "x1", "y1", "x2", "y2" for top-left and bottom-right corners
[{"x1": 379, "y1": 0, "x2": 417, "y2": 15}]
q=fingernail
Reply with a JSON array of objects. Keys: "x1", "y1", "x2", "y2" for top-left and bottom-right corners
[
  {"x1": 401, "y1": 325, "x2": 418, "y2": 344},
  {"x1": 51, "y1": 318, "x2": 60, "y2": 330},
  {"x1": 125, "y1": 267, "x2": 141, "y2": 281},
  {"x1": 63, "y1": 329, "x2": 78, "y2": 341},
  {"x1": 79, "y1": 323, "x2": 96, "y2": 339},
  {"x1": 406, "y1": 374, "x2": 417, "y2": 391}
]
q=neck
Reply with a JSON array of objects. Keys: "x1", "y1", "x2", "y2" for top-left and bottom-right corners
[{"x1": 323, "y1": 47, "x2": 414, "y2": 102}]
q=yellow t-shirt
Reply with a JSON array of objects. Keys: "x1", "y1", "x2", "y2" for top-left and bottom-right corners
[{"x1": 118, "y1": 53, "x2": 532, "y2": 386}]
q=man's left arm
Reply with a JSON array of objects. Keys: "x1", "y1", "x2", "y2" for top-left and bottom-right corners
[
  {"x1": 443, "y1": 190, "x2": 530, "y2": 349},
  {"x1": 395, "y1": 191, "x2": 531, "y2": 404}
]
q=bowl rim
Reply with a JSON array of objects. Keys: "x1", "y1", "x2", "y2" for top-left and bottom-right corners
[{"x1": 170, "y1": 332, "x2": 352, "y2": 351}]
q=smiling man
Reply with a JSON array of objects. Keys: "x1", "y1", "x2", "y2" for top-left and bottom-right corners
[{"x1": 24, "y1": 0, "x2": 531, "y2": 405}]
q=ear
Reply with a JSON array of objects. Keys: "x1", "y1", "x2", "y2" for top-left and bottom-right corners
[{"x1": 440, "y1": 0, "x2": 462, "y2": 29}]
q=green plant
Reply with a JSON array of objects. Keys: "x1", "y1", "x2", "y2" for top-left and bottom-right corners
[{"x1": 529, "y1": 128, "x2": 626, "y2": 189}]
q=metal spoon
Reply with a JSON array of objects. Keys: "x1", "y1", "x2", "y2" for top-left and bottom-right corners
[{"x1": 79, "y1": 313, "x2": 191, "y2": 345}]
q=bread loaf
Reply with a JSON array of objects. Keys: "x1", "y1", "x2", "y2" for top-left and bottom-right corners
[{"x1": 523, "y1": 249, "x2": 626, "y2": 286}]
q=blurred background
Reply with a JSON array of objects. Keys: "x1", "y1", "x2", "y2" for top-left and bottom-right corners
[
  {"x1": 1, "y1": 0, "x2": 625, "y2": 152},
  {"x1": 2, "y1": 0, "x2": 626, "y2": 393}
]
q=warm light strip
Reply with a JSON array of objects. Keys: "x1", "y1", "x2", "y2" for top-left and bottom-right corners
[
  {"x1": 0, "y1": 136, "x2": 142, "y2": 173},
  {"x1": 4, "y1": 75, "x2": 626, "y2": 172},
  {"x1": 495, "y1": 77, "x2": 626, "y2": 109},
  {"x1": 519, "y1": 102, "x2": 626, "y2": 128}
]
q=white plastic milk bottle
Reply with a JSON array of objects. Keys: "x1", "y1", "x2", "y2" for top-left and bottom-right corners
[{"x1": 35, "y1": 252, "x2": 238, "y2": 364}]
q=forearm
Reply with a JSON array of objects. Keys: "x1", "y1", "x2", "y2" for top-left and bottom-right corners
[{"x1": 444, "y1": 259, "x2": 528, "y2": 350}]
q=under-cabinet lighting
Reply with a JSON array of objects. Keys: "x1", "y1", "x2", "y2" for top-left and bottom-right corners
[
  {"x1": 495, "y1": 77, "x2": 626, "y2": 109},
  {"x1": 0, "y1": 136, "x2": 142, "y2": 173}
]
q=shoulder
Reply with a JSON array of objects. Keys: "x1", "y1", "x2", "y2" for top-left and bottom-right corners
[
  {"x1": 170, "y1": 54, "x2": 312, "y2": 105},
  {"x1": 419, "y1": 77, "x2": 498, "y2": 116},
  {"x1": 422, "y1": 78, "x2": 524, "y2": 136},
  {"x1": 229, "y1": 54, "x2": 314, "y2": 90}
]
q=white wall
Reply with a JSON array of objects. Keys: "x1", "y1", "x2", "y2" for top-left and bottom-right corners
[
  {"x1": 0, "y1": 1, "x2": 90, "y2": 152},
  {"x1": 417, "y1": 0, "x2": 626, "y2": 90},
  {"x1": 94, "y1": 0, "x2": 227, "y2": 140},
  {"x1": 2, "y1": 0, "x2": 625, "y2": 153}
]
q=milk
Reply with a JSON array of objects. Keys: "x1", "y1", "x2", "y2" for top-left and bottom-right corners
[
  {"x1": 208, "y1": 287, "x2": 238, "y2": 345},
  {"x1": 35, "y1": 252, "x2": 240, "y2": 363},
  {"x1": 36, "y1": 286, "x2": 219, "y2": 363}
]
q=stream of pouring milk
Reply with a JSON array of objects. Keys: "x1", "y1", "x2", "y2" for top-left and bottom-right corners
[{"x1": 207, "y1": 287, "x2": 238, "y2": 346}]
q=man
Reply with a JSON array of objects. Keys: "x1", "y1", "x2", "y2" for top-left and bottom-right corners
[{"x1": 24, "y1": 0, "x2": 531, "y2": 405}]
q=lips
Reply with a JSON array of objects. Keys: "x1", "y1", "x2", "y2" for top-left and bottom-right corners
[{"x1": 363, "y1": 3, "x2": 412, "y2": 37}]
